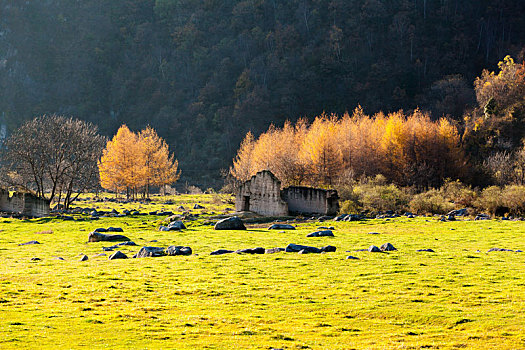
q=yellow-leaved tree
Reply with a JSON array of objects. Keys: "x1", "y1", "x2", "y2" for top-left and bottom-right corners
[{"x1": 99, "y1": 125, "x2": 180, "y2": 198}]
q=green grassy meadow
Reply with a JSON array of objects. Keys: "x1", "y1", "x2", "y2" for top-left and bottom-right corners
[{"x1": 0, "y1": 194, "x2": 524, "y2": 349}]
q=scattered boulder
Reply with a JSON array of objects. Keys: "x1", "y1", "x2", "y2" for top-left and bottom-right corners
[
  {"x1": 210, "y1": 249, "x2": 235, "y2": 255},
  {"x1": 88, "y1": 231, "x2": 130, "y2": 242},
  {"x1": 475, "y1": 214, "x2": 490, "y2": 220},
  {"x1": 18, "y1": 240, "x2": 40, "y2": 246},
  {"x1": 368, "y1": 245, "x2": 381, "y2": 252},
  {"x1": 158, "y1": 226, "x2": 170, "y2": 231},
  {"x1": 268, "y1": 224, "x2": 295, "y2": 230},
  {"x1": 306, "y1": 230, "x2": 334, "y2": 237},
  {"x1": 285, "y1": 244, "x2": 322, "y2": 253},
  {"x1": 416, "y1": 249, "x2": 435, "y2": 252},
  {"x1": 109, "y1": 251, "x2": 128, "y2": 260},
  {"x1": 322, "y1": 245, "x2": 337, "y2": 253},
  {"x1": 317, "y1": 226, "x2": 334, "y2": 230},
  {"x1": 447, "y1": 214, "x2": 456, "y2": 221},
  {"x1": 487, "y1": 248, "x2": 513, "y2": 252},
  {"x1": 367, "y1": 232, "x2": 380, "y2": 235},
  {"x1": 235, "y1": 247, "x2": 265, "y2": 254},
  {"x1": 165, "y1": 246, "x2": 192, "y2": 256},
  {"x1": 265, "y1": 247, "x2": 285, "y2": 254},
  {"x1": 94, "y1": 228, "x2": 108, "y2": 232},
  {"x1": 30, "y1": 257, "x2": 41, "y2": 261},
  {"x1": 107, "y1": 227, "x2": 124, "y2": 232},
  {"x1": 79, "y1": 255, "x2": 89, "y2": 261},
  {"x1": 448, "y1": 208, "x2": 468, "y2": 216},
  {"x1": 194, "y1": 204, "x2": 205, "y2": 209},
  {"x1": 214, "y1": 216, "x2": 246, "y2": 230},
  {"x1": 168, "y1": 221, "x2": 186, "y2": 230},
  {"x1": 285, "y1": 244, "x2": 336, "y2": 254},
  {"x1": 54, "y1": 257, "x2": 65, "y2": 261},
  {"x1": 134, "y1": 246, "x2": 166, "y2": 258},
  {"x1": 346, "y1": 256, "x2": 359, "y2": 260},
  {"x1": 380, "y1": 243, "x2": 397, "y2": 252}
]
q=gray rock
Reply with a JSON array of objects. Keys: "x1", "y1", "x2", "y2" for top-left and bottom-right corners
[
  {"x1": 487, "y1": 248, "x2": 513, "y2": 252},
  {"x1": 79, "y1": 255, "x2": 89, "y2": 261},
  {"x1": 54, "y1": 257, "x2": 65, "y2": 261},
  {"x1": 235, "y1": 247, "x2": 265, "y2": 254},
  {"x1": 167, "y1": 221, "x2": 186, "y2": 230},
  {"x1": 265, "y1": 247, "x2": 285, "y2": 254},
  {"x1": 113, "y1": 241, "x2": 137, "y2": 247},
  {"x1": 306, "y1": 230, "x2": 334, "y2": 237},
  {"x1": 214, "y1": 216, "x2": 246, "y2": 230},
  {"x1": 102, "y1": 247, "x2": 114, "y2": 251},
  {"x1": 448, "y1": 208, "x2": 468, "y2": 216},
  {"x1": 94, "y1": 228, "x2": 108, "y2": 232},
  {"x1": 18, "y1": 240, "x2": 40, "y2": 246},
  {"x1": 30, "y1": 257, "x2": 41, "y2": 261},
  {"x1": 346, "y1": 256, "x2": 359, "y2": 260},
  {"x1": 367, "y1": 232, "x2": 380, "y2": 235},
  {"x1": 317, "y1": 226, "x2": 334, "y2": 230},
  {"x1": 297, "y1": 249, "x2": 309, "y2": 254},
  {"x1": 194, "y1": 204, "x2": 205, "y2": 209},
  {"x1": 135, "y1": 246, "x2": 166, "y2": 258},
  {"x1": 158, "y1": 226, "x2": 169, "y2": 231},
  {"x1": 210, "y1": 249, "x2": 235, "y2": 255},
  {"x1": 380, "y1": 243, "x2": 397, "y2": 251},
  {"x1": 416, "y1": 249, "x2": 435, "y2": 252},
  {"x1": 268, "y1": 224, "x2": 295, "y2": 230},
  {"x1": 321, "y1": 245, "x2": 337, "y2": 253},
  {"x1": 368, "y1": 245, "x2": 381, "y2": 252},
  {"x1": 107, "y1": 227, "x2": 123, "y2": 232},
  {"x1": 88, "y1": 231, "x2": 130, "y2": 242},
  {"x1": 165, "y1": 246, "x2": 192, "y2": 256},
  {"x1": 285, "y1": 244, "x2": 327, "y2": 254},
  {"x1": 109, "y1": 251, "x2": 128, "y2": 260}
]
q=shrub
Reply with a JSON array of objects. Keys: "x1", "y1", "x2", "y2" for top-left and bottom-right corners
[
  {"x1": 501, "y1": 185, "x2": 525, "y2": 215},
  {"x1": 338, "y1": 199, "x2": 362, "y2": 214},
  {"x1": 354, "y1": 181, "x2": 410, "y2": 213},
  {"x1": 409, "y1": 189, "x2": 455, "y2": 215},
  {"x1": 441, "y1": 179, "x2": 477, "y2": 207},
  {"x1": 474, "y1": 186, "x2": 504, "y2": 215}
]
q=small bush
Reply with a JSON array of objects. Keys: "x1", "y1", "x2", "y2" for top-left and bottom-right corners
[
  {"x1": 339, "y1": 199, "x2": 362, "y2": 214},
  {"x1": 409, "y1": 189, "x2": 455, "y2": 215},
  {"x1": 501, "y1": 185, "x2": 525, "y2": 215},
  {"x1": 474, "y1": 186, "x2": 504, "y2": 215},
  {"x1": 354, "y1": 181, "x2": 410, "y2": 213},
  {"x1": 441, "y1": 179, "x2": 477, "y2": 207}
]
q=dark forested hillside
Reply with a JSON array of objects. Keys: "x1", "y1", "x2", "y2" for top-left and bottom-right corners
[{"x1": 0, "y1": 0, "x2": 524, "y2": 187}]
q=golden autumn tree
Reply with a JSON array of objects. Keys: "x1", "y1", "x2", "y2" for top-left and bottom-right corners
[
  {"x1": 99, "y1": 125, "x2": 142, "y2": 197},
  {"x1": 138, "y1": 126, "x2": 180, "y2": 196},
  {"x1": 99, "y1": 125, "x2": 180, "y2": 198},
  {"x1": 300, "y1": 115, "x2": 343, "y2": 187}
]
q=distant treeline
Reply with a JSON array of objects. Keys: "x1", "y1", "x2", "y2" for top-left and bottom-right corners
[{"x1": 1, "y1": 1, "x2": 524, "y2": 187}]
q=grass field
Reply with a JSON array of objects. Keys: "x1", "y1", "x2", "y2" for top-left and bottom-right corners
[{"x1": 0, "y1": 194, "x2": 524, "y2": 349}]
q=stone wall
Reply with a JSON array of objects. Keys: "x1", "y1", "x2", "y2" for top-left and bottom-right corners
[
  {"x1": 282, "y1": 186, "x2": 339, "y2": 215},
  {"x1": 235, "y1": 170, "x2": 288, "y2": 216},
  {"x1": 0, "y1": 188, "x2": 50, "y2": 217}
]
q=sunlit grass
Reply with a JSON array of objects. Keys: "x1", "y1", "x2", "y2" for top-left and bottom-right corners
[{"x1": 0, "y1": 194, "x2": 524, "y2": 349}]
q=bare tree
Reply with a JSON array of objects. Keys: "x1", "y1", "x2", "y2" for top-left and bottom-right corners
[{"x1": 0, "y1": 115, "x2": 105, "y2": 208}]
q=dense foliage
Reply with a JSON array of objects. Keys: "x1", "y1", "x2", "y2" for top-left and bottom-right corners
[
  {"x1": 231, "y1": 108, "x2": 465, "y2": 188},
  {"x1": 1, "y1": 1, "x2": 524, "y2": 187},
  {"x1": 99, "y1": 125, "x2": 179, "y2": 198}
]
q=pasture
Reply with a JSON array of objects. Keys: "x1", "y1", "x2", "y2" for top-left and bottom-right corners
[{"x1": 0, "y1": 194, "x2": 524, "y2": 349}]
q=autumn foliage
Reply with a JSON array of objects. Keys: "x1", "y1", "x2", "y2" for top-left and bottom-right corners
[
  {"x1": 98, "y1": 125, "x2": 179, "y2": 197},
  {"x1": 231, "y1": 108, "x2": 466, "y2": 188}
]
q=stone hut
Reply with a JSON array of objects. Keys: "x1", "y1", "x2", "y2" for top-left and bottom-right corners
[
  {"x1": 0, "y1": 188, "x2": 50, "y2": 217},
  {"x1": 235, "y1": 170, "x2": 339, "y2": 216}
]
